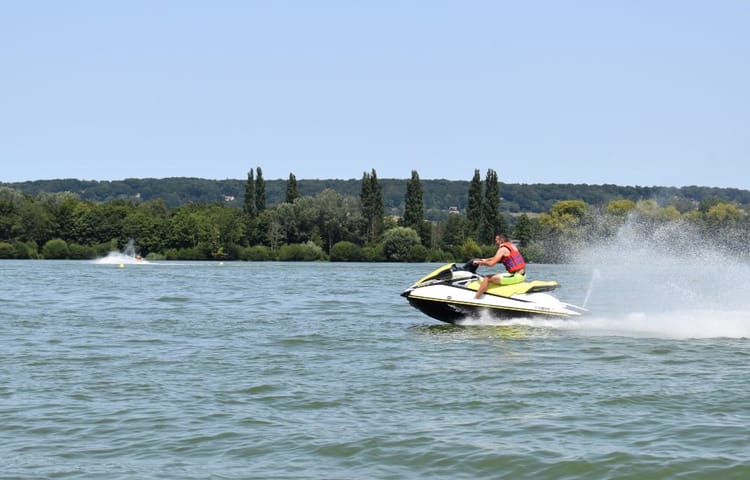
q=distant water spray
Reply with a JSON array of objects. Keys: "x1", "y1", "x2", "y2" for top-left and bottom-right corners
[
  {"x1": 95, "y1": 239, "x2": 148, "y2": 265},
  {"x1": 570, "y1": 214, "x2": 750, "y2": 338},
  {"x1": 122, "y1": 239, "x2": 137, "y2": 257}
]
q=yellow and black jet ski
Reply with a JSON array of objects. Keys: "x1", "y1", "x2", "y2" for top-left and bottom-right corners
[{"x1": 401, "y1": 260, "x2": 586, "y2": 324}]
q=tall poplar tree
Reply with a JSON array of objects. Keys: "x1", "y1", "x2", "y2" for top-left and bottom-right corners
[
  {"x1": 285, "y1": 172, "x2": 299, "y2": 203},
  {"x1": 255, "y1": 167, "x2": 266, "y2": 213},
  {"x1": 466, "y1": 169, "x2": 482, "y2": 238},
  {"x1": 244, "y1": 169, "x2": 256, "y2": 218},
  {"x1": 370, "y1": 169, "x2": 384, "y2": 243},
  {"x1": 402, "y1": 170, "x2": 424, "y2": 231},
  {"x1": 360, "y1": 169, "x2": 384, "y2": 244},
  {"x1": 479, "y1": 169, "x2": 500, "y2": 244}
]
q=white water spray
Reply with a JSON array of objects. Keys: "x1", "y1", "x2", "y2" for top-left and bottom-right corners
[
  {"x1": 95, "y1": 239, "x2": 148, "y2": 265},
  {"x1": 571, "y1": 215, "x2": 750, "y2": 338},
  {"x1": 582, "y1": 268, "x2": 601, "y2": 309}
]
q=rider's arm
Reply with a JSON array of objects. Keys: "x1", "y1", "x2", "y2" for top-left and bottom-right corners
[{"x1": 478, "y1": 246, "x2": 509, "y2": 267}]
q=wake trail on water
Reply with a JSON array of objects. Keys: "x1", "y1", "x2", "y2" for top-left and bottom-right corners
[{"x1": 570, "y1": 215, "x2": 750, "y2": 339}]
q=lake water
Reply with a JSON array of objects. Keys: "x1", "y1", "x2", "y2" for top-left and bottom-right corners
[{"x1": 2, "y1": 252, "x2": 750, "y2": 479}]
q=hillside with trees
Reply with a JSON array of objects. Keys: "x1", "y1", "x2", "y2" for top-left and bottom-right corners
[
  {"x1": 1, "y1": 169, "x2": 748, "y2": 262},
  {"x1": 3, "y1": 177, "x2": 749, "y2": 217}
]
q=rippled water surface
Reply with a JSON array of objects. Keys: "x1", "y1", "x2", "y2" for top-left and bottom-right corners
[{"x1": 2, "y1": 259, "x2": 750, "y2": 479}]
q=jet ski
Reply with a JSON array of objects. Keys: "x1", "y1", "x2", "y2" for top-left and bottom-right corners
[{"x1": 401, "y1": 260, "x2": 586, "y2": 324}]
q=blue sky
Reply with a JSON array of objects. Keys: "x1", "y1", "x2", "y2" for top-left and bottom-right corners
[{"x1": 2, "y1": 1, "x2": 748, "y2": 188}]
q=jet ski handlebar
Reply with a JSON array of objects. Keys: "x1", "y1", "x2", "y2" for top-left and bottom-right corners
[{"x1": 460, "y1": 259, "x2": 480, "y2": 274}]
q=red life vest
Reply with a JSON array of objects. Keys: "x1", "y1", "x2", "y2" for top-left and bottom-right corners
[{"x1": 500, "y1": 241, "x2": 526, "y2": 273}]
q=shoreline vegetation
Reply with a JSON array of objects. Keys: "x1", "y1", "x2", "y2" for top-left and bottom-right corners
[{"x1": 1, "y1": 169, "x2": 749, "y2": 262}]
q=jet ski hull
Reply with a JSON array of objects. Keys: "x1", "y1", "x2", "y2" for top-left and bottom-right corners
[
  {"x1": 405, "y1": 295, "x2": 532, "y2": 323},
  {"x1": 401, "y1": 262, "x2": 585, "y2": 324},
  {"x1": 403, "y1": 286, "x2": 581, "y2": 324}
]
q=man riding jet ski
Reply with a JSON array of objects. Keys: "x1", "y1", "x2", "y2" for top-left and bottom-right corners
[
  {"x1": 473, "y1": 234, "x2": 528, "y2": 297},
  {"x1": 401, "y1": 235, "x2": 585, "y2": 324}
]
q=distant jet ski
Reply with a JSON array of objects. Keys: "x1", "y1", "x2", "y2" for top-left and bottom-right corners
[{"x1": 401, "y1": 260, "x2": 586, "y2": 324}]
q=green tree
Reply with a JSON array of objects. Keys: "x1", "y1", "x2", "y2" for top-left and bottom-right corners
[
  {"x1": 360, "y1": 171, "x2": 373, "y2": 239},
  {"x1": 705, "y1": 202, "x2": 743, "y2": 229},
  {"x1": 0, "y1": 242, "x2": 15, "y2": 258},
  {"x1": 42, "y1": 238, "x2": 69, "y2": 259},
  {"x1": 255, "y1": 167, "x2": 266, "y2": 213},
  {"x1": 550, "y1": 199, "x2": 588, "y2": 220},
  {"x1": 402, "y1": 170, "x2": 424, "y2": 230},
  {"x1": 244, "y1": 169, "x2": 256, "y2": 218},
  {"x1": 360, "y1": 169, "x2": 384, "y2": 244},
  {"x1": 121, "y1": 211, "x2": 163, "y2": 255},
  {"x1": 441, "y1": 213, "x2": 466, "y2": 257},
  {"x1": 240, "y1": 244, "x2": 274, "y2": 261},
  {"x1": 165, "y1": 205, "x2": 202, "y2": 249},
  {"x1": 407, "y1": 244, "x2": 429, "y2": 262},
  {"x1": 479, "y1": 169, "x2": 502, "y2": 244},
  {"x1": 459, "y1": 238, "x2": 482, "y2": 260},
  {"x1": 18, "y1": 200, "x2": 56, "y2": 245},
  {"x1": 606, "y1": 199, "x2": 636, "y2": 219},
  {"x1": 699, "y1": 196, "x2": 723, "y2": 214},
  {"x1": 70, "y1": 201, "x2": 131, "y2": 246},
  {"x1": 117, "y1": 200, "x2": 168, "y2": 254},
  {"x1": 265, "y1": 210, "x2": 284, "y2": 253},
  {"x1": 278, "y1": 241, "x2": 328, "y2": 261},
  {"x1": 39, "y1": 192, "x2": 79, "y2": 242},
  {"x1": 70, "y1": 202, "x2": 94, "y2": 245},
  {"x1": 513, "y1": 213, "x2": 533, "y2": 247},
  {"x1": 537, "y1": 199, "x2": 589, "y2": 262},
  {"x1": 0, "y1": 197, "x2": 20, "y2": 241},
  {"x1": 273, "y1": 201, "x2": 302, "y2": 245},
  {"x1": 382, "y1": 226, "x2": 421, "y2": 262},
  {"x1": 68, "y1": 243, "x2": 95, "y2": 259},
  {"x1": 635, "y1": 199, "x2": 680, "y2": 222},
  {"x1": 466, "y1": 169, "x2": 482, "y2": 237},
  {"x1": 314, "y1": 189, "x2": 359, "y2": 253},
  {"x1": 204, "y1": 204, "x2": 244, "y2": 259},
  {"x1": 330, "y1": 241, "x2": 363, "y2": 261},
  {"x1": 370, "y1": 171, "x2": 384, "y2": 242},
  {"x1": 285, "y1": 172, "x2": 299, "y2": 203}
]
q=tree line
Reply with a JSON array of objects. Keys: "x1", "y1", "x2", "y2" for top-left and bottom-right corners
[
  {"x1": 3, "y1": 177, "x2": 750, "y2": 216},
  {"x1": 1, "y1": 168, "x2": 748, "y2": 262}
]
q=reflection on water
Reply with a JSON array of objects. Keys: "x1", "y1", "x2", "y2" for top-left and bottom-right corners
[{"x1": 410, "y1": 323, "x2": 551, "y2": 341}]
